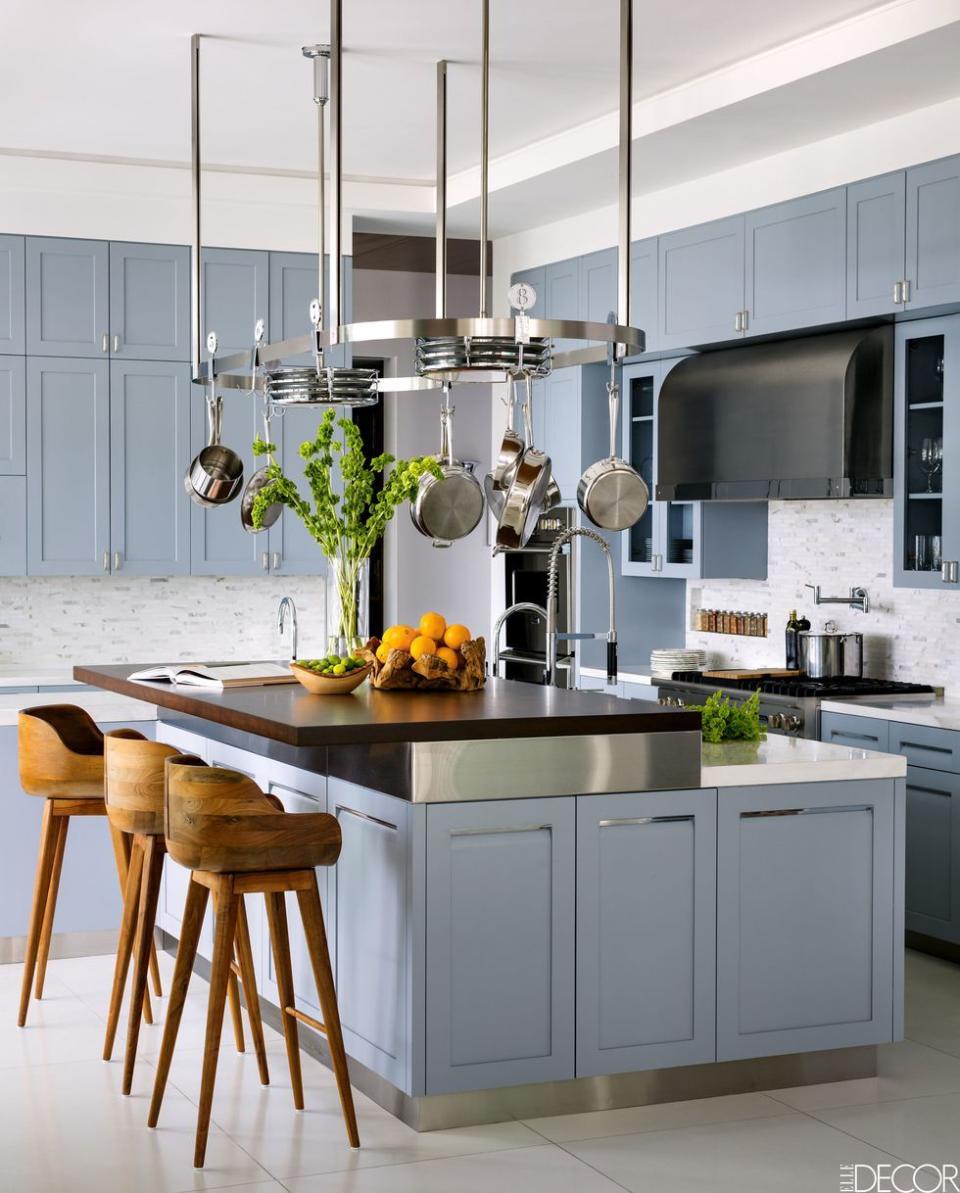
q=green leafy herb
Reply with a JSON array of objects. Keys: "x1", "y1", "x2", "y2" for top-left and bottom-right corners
[{"x1": 689, "y1": 689, "x2": 763, "y2": 744}]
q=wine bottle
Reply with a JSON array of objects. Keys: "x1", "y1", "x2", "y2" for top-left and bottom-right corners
[{"x1": 785, "y1": 609, "x2": 800, "y2": 669}]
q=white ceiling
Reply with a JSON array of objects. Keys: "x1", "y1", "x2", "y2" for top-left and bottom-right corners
[{"x1": 3, "y1": 0, "x2": 892, "y2": 178}]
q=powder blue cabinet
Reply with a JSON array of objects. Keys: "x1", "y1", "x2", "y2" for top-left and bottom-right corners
[
  {"x1": 819, "y1": 710, "x2": 890, "y2": 753},
  {"x1": 0, "y1": 476, "x2": 26, "y2": 575},
  {"x1": 109, "y1": 360, "x2": 192, "y2": 575},
  {"x1": 744, "y1": 189, "x2": 846, "y2": 336},
  {"x1": 905, "y1": 156, "x2": 960, "y2": 311},
  {"x1": 630, "y1": 236, "x2": 658, "y2": 353},
  {"x1": 109, "y1": 242, "x2": 191, "y2": 361},
  {"x1": 0, "y1": 355, "x2": 26, "y2": 474},
  {"x1": 200, "y1": 247, "x2": 269, "y2": 359},
  {"x1": 269, "y1": 250, "x2": 321, "y2": 367},
  {"x1": 424, "y1": 797, "x2": 576, "y2": 1093},
  {"x1": 0, "y1": 234, "x2": 25, "y2": 354},
  {"x1": 847, "y1": 172, "x2": 907, "y2": 318},
  {"x1": 903, "y1": 765, "x2": 960, "y2": 945},
  {"x1": 26, "y1": 238, "x2": 110, "y2": 358},
  {"x1": 716, "y1": 779, "x2": 898, "y2": 1060},
  {"x1": 658, "y1": 215, "x2": 745, "y2": 350},
  {"x1": 26, "y1": 357, "x2": 110, "y2": 575},
  {"x1": 576, "y1": 788, "x2": 717, "y2": 1077},
  {"x1": 581, "y1": 247, "x2": 618, "y2": 324}
]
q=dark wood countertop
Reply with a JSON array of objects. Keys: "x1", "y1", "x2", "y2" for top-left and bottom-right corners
[{"x1": 75, "y1": 663, "x2": 700, "y2": 749}]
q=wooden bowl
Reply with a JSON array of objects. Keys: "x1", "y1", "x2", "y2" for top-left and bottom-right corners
[{"x1": 289, "y1": 660, "x2": 372, "y2": 695}]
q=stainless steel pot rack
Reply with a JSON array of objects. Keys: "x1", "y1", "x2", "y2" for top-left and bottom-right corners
[{"x1": 189, "y1": 0, "x2": 645, "y2": 395}]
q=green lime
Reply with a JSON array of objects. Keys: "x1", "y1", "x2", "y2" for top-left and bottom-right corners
[{"x1": 333, "y1": 663, "x2": 347, "y2": 676}]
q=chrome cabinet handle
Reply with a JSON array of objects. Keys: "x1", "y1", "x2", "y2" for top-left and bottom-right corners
[
  {"x1": 102, "y1": 550, "x2": 110, "y2": 571},
  {"x1": 450, "y1": 823, "x2": 550, "y2": 837},
  {"x1": 893, "y1": 281, "x2": 903, "y2": 304},
  {"x1": 113, "y1": 551, "x2": 122, "y2": 571},
  {"x1": 112, "y1": 334, "x2": 121, "y2": 353},
  {"x1": 271, "y1": 552, "x2": 281, "y2": 570},
  {"x1": 741, "y1": 309, "x2": 749, "y2": 331},
  {"x1": 336, "y1": 805, "x2": 398, "y2": 833},
  {"x1": 734, "y1": 311, "x2": 742, "y2": 333},
  {"x1": 100, "y1": 333, "x2": 109, "y2": 353},
  {"x1": 902, "y1": 279, "x2": 911, "y2": 303},
  {"x1": 261, "y1": 552, "x2": 269, "y2": 571},
  {"x1": 941, "y1": 560, "x2": 958, "y2": 584},
  {"x1": 599, "y1": 814, "x2": 693, "y2": 828}
]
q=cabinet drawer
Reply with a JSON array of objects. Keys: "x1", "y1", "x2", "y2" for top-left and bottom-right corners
[
  {"x1": 890, "y1": 722, "x2": 960, "y2": 775},
  {"x1": 820, "y1": 711, "x2": 889, "y2": 753}
]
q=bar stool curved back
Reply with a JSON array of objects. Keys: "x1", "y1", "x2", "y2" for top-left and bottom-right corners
[{"x1": 151, "y1": 756, "x2": 358, "y2": 1168}]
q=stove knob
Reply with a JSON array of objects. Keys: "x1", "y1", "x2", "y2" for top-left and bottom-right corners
[
  {"x1": 768, "y1": 713, "x2": 783, "y2": 729},
  {"x1": 783, "y1": 715, "x2": 801, "y2": 733}
]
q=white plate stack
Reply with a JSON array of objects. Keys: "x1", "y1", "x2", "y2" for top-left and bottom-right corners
[{"x1": 650, "y1": 648, "x2": 705, "y2": 678}]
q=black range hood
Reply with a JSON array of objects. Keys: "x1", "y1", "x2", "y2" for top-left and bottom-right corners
[{"x1": 655, "y1": 326, "x2": 893, "y2": 500}]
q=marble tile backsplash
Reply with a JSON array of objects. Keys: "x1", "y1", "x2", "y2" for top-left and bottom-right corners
[
  {"x1": 686, "y1": 499, "x2": 960, "y2": 696},
  {"x1": 0, "y1": 576, "x2": 328, "y2": 665}
]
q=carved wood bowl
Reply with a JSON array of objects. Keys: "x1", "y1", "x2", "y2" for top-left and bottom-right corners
[
  {"x1": 289, "y1": 660, "x2": 373, "y2": 695},
  {"x1": 359, "y1": 637, "x2": 486, "y2": 691}
]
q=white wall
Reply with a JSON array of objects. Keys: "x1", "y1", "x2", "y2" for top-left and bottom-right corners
[{"x1": 685, "y1": 500, "x2": 960, "y2": 695}]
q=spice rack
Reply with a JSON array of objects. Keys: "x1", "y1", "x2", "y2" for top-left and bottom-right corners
[{"x1": 695, "y1": 609, "x2": 768, "y2": 637}]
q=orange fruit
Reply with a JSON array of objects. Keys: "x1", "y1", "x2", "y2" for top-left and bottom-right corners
[
  {"x1": 410, "y1": 635, "x2": 438, "y2": 661},
  {"x1": 437, "y1": 646, "x2": 460, "y2": 671},
  {"x1": 418, "y1": 611, "x2": 446, "y2": 641},
  {"x1": 443, "y1": 623, "x2": 471, "y2": 650},
  {"x1": 375, "y1": 642, "x2": 391, "y2": 664},
  {"x1": 383, "y1": 624, "x2": 417, "y2": 651}
]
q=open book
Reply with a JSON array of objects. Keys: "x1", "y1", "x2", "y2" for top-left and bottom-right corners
[{"x1": 128, "y1": 663, "x2": 296, "y2": 690}]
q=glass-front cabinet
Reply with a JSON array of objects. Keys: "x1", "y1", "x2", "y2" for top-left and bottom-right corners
[{"x1": 894, "y1": 316, "x2": 960, "y2": 588}]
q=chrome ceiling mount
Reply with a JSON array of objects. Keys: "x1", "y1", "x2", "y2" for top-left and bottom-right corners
[{"x1": 189, "y1": 0, "x2": 645, "y2": 395}]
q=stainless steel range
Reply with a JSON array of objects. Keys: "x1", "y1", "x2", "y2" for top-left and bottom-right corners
[{"x1": 657, "y1": 672, "x2": 935, "y2": 739}]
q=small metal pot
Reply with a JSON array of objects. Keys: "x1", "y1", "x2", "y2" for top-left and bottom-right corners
[
  {"x1": 799, "y1": 631, "x2": 864, "y2": 678},
  {"x1": 411, "y1": 391, "x2": 485, "y2": 547},
  {"x1": 184, "y1": 389, "x2": 244, "y2": 508}
]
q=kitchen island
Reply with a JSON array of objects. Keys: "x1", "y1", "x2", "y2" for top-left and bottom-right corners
[{"x1": 77, "y1": 664, "x2": 907, "y2": 1130}]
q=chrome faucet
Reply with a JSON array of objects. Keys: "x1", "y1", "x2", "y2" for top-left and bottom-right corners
[
  {"x1": 492, "y1": 602, "x2": 548, "y2": 678},
  {"x1": 277, "y1": 596, "x2": 298, "y2": 661},
  {"x1": 545, "y1": 527, "x2": 617, "y2": 688},
  {"x1": 805, "y1": 584, "x2": 869, "y2": 614}
]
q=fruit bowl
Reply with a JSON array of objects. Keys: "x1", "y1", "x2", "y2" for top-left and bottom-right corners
[
  {"x1": 289, "y1": 659, "x2": 372, "y2": 695},
  {"x1": 359, "y1": 637, "x2": 486, "y2": 691}
]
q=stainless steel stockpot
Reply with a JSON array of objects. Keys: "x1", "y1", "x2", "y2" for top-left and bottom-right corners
[{"x1": 799, "y1": 631, "x2": 864, "y2": 678}]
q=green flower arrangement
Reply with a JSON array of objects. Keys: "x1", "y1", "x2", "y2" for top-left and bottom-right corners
[{"x1": 252, "y1": 408, "x2": 441, "y2": 647}]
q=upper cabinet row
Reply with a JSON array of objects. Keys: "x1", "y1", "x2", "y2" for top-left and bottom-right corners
[{"x1": 513, "y1": 154, "x2": 960, "y2": 357}]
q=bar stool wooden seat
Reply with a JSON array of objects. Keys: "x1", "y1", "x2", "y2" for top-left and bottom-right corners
[
  {"x1": 149, "y1": 755, "x2": 359, "y2": 1169},
  {"x1": 16, "y1": 705, "x2": 163, "y2": 1028},
  {"x1": 102, "y1": 733, "x2": 269, "y2": 1095}
]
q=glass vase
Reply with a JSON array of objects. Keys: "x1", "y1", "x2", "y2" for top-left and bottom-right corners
[{"x1": 325, "y1": 554, "x2": 369, "y2": 657}]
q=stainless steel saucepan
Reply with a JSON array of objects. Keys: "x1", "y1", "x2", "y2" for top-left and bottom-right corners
[
  {"x1": 411, "y1": 387, "x2": 485, "y2": 547},
  {"x1": 577, "y1": 368, "x2": 648, "y2": 531},
  {"x1": 240, "y1": 405, "x2": 282, "y2": 534},
  {"x1": 184, "y1": 380, "x2": 244, "y2": 508},
  {"x1": 484, "y1": 378, "x2": 525, "y2": 521},
  {"x1": 496, "y1": 378, "x2": 554, "y2": 550}
]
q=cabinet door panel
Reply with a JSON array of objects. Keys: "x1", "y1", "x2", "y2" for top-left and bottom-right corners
[
  {"x1": 545, "y1": 258, "x2": 581, "y2": 353},
  {"x1": 819, "y1": 711, "x2": 890, "y2": 754},
  {"x1": 269, "y1": 405, "x2": 326, "y2": 575},
  {"x1": 110, "y1": 242, "x2": 191, "y2": 361},
  {"x1": 0, "y1": 476, "x2": 26, "y2": 576},
  {"x1": 717, "y1": 780, "x2": 895, "y2": 1060},
  {"x1": 541, "y1": 368, "x2": 580, "y2": 500},
  {"x1": 630, "y1": 237, "x2": 658, "y2": 353},
  {"x1": 906, "y1": 157, "x2": 960, "y2": 309},
  {"x1": 26, "y1": 238, "x2": 109, "y2": 357},
  {"x1": 890, "y1": 721, "x2": 960, "y2": 775},
  {"x1": 904, "y1": 766, "x2": 960, "y2": 942},
  {"x1": 269, "y1": 251, "x2": 320, "y2": 367},
  {"x1": 27, "y1": 357, "x2": 110, "y2": 574},
  {"x1": 0, "y1": 356, "x2": 26, "y2": 474},
  {"x1": 425, "y1": 797, "x2": 575, "y2": 1093},
  {"x1": 110, "y1": 361, "x2": 191, "y2": 574},
  {"x1": 745, "y1": 189, "x2": 846, "y2": 336},
  {"x1": 581, "y1": 248, "x2": 617, "y2": 324},
  {"x1": 847, "y1": 173, "x2": 906, "y2": 318},
  {"x1": 658, "y1": 216, "x2": 744, "y2": 350},
  {"x1": 577, "y1": 789, "x2": 716, "y2": 1076},
  {"x1": 200, "y1": 248, "x2": 269, "y2": 357},
  {"x1": 0, "y1": 234, "x2": 25, "y2": 354}
]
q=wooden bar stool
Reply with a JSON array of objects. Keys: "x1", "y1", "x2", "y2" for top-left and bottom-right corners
[
  {"x1": 16, "y1": 706, "x2": 163, "y2": 1028},
  {"x1": 149, "y1": 755, "x2": 359, "y2": 1169},
  {"x1": 102, "y1": 733, "x2": 269, "y2": 1095}
]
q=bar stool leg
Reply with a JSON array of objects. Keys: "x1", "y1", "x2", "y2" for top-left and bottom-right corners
[
  {"x1": 234, "y1": 896, "x2": 270, "y2": 1085},
  {"x1": 18, "y1": 801, "x2": 60, "y2": 1027},
  {"x1": 298, "y1": 876, "x2": 360, "y2": 1148},
  {"x1": 194, "y1": 876, "x2": 239, "y2": 1170},
  {"x1": 34, "y1": 814, "x2": 69, "y2": 999},
  {"x1": 265, "y1": 890, "x2": 304, "y2": 1111},
  {"x1": 122, "y1": 834, "x2": 165, "y2": 1096},
  {"x1": 102, "y1": 836, "x2": 146, "y2": 1061},
  {"x1": 109, "y1": 826, "x2": 155, "y2": 1025},
  {"x1": 148, "y1": 877, "x2": 209, "y2": 1129},
  {"x1": 226, "y1": 960, "x2": 245, "y2": 1053}
]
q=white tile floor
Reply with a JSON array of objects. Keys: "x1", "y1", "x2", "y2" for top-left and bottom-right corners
[{"x1": 2, "y1": 949, "x2": 958, "y2": 1192}]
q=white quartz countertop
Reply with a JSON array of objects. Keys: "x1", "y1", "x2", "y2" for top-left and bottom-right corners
[
  {"x1": 580, "y1": 665, "x2": 657, "y2": 686},
  {"x1": 0, "y1": 690, "x2": 157, "y2": 727},
  {"x1": 0, "y1": 665, "x2": 84, "y2": 688},
  {"x1": 820, "y1": 695, "x2": 960, "y2": 732},
  {"x1": 701, "y1": 733, "x2": 906, "y2": 787}
]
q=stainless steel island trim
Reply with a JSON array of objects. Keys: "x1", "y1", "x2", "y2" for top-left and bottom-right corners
[{"x1": 409, "y1": 729, "x2": 702, "y2": 802}]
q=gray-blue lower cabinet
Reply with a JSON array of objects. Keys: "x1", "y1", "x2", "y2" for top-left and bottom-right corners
[
  {"x1": 576, "y1": 789, "x2": 716, "y2": 1077},
  {"x1": 0, "y1": 355, "x2": 26, "y2": 474},
  {"x1": 904, "y1": 765, "x2": 960, "y2": 945},
  {"x1": 109, "y1": 242, "x2": 191, "y2": 362},
  {"x1": 425, "y1": 797, "x2": 575, "y2": 1093},
  {"x1": 27, "y1": 356, "x2": 110, "y2": 575},
  {"x1": 109, "y1": 360, "x2": 192, "y2": 575},
  {"x1": 0, "y1": 475, "x2": 26, "y2": 575},
  {"x1": 328, "y1": 778, "x2": 422, "y2": 1093},
  {"x1": 716, "y1": 780, "x2": 897, "y2": 1060},
  {"x1": 0, "y1": 234, "x2": 25, "y2": 354},
  {"x1": 819, "y1": 711, "x2": 890, "y2": 753}
]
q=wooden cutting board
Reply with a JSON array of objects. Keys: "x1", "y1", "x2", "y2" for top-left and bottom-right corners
[{"x1": 702, "y1": 668, "x2": 803, "y2": 680}]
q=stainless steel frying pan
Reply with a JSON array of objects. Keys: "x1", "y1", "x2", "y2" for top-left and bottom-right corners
[
  {"x1": 411, "y1": 388, "x2": 485, "y2": 547},
  {"x1": 484, "y1": 378, "x2": 525, "y2": 520},
  {"x1": 496, "y1": 379, "x2": 553, "y2": 550}
]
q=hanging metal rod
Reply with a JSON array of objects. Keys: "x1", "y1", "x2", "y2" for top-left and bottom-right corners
[
  {"x1": 328, "y1": 0, "x2": 342, "y2": 347},
  {"x1": 302, "y1": 44, "x2": 330, "y2": 326},
  {"x1": 478, "y1": 0, "x2": 490, "y2": 316},
  {"x1": 190, "y1": 33, "x2": 202, "y2": 381},
  {"x1": 617, "y1": 0, "x2": 633, "y2": 341},
  {"x1": 436, "y1": 60, "x2": 447, "y2": 320}
]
